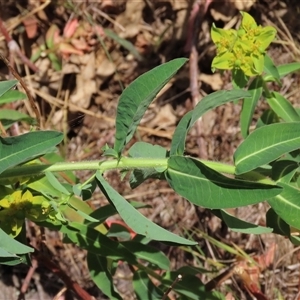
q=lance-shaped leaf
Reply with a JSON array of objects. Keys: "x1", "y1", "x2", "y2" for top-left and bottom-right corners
[
  {"x1": 240, "y1": 77, "x2": 263, "y2": 138},
  {"x1": 129, "y1": 142, "x2": 167, "y2": 188},
  {"x1": 166, "y1": 156, "x2": 281, "y2": 209},
  {"x1": 87, "y1": 253, "x2": 122, "y2": 300},
  {"x1": 277, "y1": 62, "x2": 300, "y2": 78},
  {"x1": 61, "y1": 222, "x2": 137, "y2": 263},
  {"x1": 0, "y1": 110, "x2": 35, "y2": 129},
  {"x1": 268, "y1": 183, "x2": 300, "y2": 230},
  {"x1": 212, "y1": 209, "x2": 272, "y2": 234},
  {"x1": 114, "y1": 58, "x2": 187, "y2": 155},
  {"x1": 0, "y1": 80, "x2": 18, "y2": 98},
  {"x1": 0, "y1": 90, "x2": 26, "y2": 104},
  {"x1": 161, "y1": 271, "x2": 221, "y2": 300},
  {"x1": 271, "y1": 160, "x2": 299, "y2": 184},
  {"x1": 264, "y1": 55, "x2": 280, "y2": 81},
  {"x1": 96, "y1": 172, "x2": 196, "y2": 245},
  {"x1": 133, "y1": 271, "x2": 164, "y2": 300},
  {"x1": 235, "y1": 122, "x2": 300, "y2": 175},
  {"x1": 122, "y1": 241, "x2": 170, "y2": 270},
  {"x1": 0, "y1": 228, "x2": 33, "y2": 256},
  {"x1": 170, "y1": 90, "x2": 250, "y2": 156},
  {"x1": 266, "y1": 92, "x2": 300, "y2": 122},
  {"x1": 0, "y1": 131, "x2": 63, "y2": 174},
  {"x1": 266, "y1": 208, "x2": 290, "y2": 237}
]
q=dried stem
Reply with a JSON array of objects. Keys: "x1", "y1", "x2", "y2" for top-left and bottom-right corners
[
  {"x1": 0, "y1": 52, "x2": 42, "y2": 129},
  {"x1": 0, "y1": 17, "x2": 39, "y2": 72},
  {"x1": 185, "y1": 0, "x2": 213, "y2": 159},
  {"x1": 34, "y1": 249, "x2": 95, "y2": 300},
  {"x1": 162, "y1": 274, "x2": 182, "y2": 300}
]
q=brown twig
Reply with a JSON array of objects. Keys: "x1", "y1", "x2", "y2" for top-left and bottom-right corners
[
  {"x1": 185, "y1": 0, "x2": 213, "y2": 159},
  {"x1": 0, "y1": 17, "x2": 39, "y2": 72},
  {"x1": 0, "y1": 120, "x2": 8, "y2": 137},
  {"x1": 162, "y1": 274, "x2": 182, "y2": 300},
  {"x1": 18, "y1": 258, "x2": 39, "y2": 300},
  {"x1": 34, "y1": 249, "x2": 95, "y2": 300},
  {"x1": 0, "y1": 52, "x2": 42, "y2": 129}
]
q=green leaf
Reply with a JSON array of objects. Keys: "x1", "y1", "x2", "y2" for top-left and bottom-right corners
[
  {"x1": 240, "y1": 77, "x2": 263, "y2": 138},
  {"x1": 256, "y1": 109, "x2": 279, "y2": 128},
  {"x1": 0, "y1": 80, "x2": 18, "y2": 98},
  {"x1": 87, "y1": 202, "x2": 151, "y2": 226},
  {"x1": 104, "y1": 29, "x2": 143, "y2": 61},
  {"x1": 271, "y1": 160, "x2": 299, "y2": 183},
  {"x1": 0, "y1": 109, "x2": 35, "y2": 129},
  {"x1": 0, "y1": 131, "x2": 63, "y2": 174},
  {"x1": 278, "y1": 62, "x2": 300, "y2": 77},
  {"x1": 129, "y1": 142, "x2": 167, "y2": 158},
  {"x1": 170, "y1": 111, "x2": 192, "y2": 156},
  {"x1": 255, "y1": 26, "x2": 277, "y2": 50},
  {"x1": 133, "y1": 271, "x2": 164, "y2": 300},
  {"x1": 170, "y1": 90, "x2": 250, "y2": 156},
  {"x1": 0, "y1": 90, "x2": 26, "y2": 104},
  {"x1": 67, "y1": 201, "x2": 99, "y2": 223},
  {"x1": 266, "y1": 92, "x2": 300, "y2": 122},
  {"x1": 61, "y1": 222, "x2": 137, "y2": 263},
  {"x1": 176, "y1": 265, "x2": 214, "y2": 275},
  {"x1": 232, "y1": 68, "x2": 249, "y2": 89},
  {"x1": 190, "y1": 90, "x2": 251, "y2": 129},
  {"x1": 234, "y1": 122, "x2": 300, "y2": 174},
  {"x1": 240, "y1": 11, "x2": 257, "y2": 31},
  {"x1": 96, "y1": 172, "x2": 196, "y2": 245},
  {"x1": 0, "y1": 228, "x2": 33, "y2": 256},
  {"x1": 266, "y1": 207, "x2": 290, "y2": 236},
  {"x1": 161, "y1": 272, "x2": 222, "y2": 300},
  {"x1": 87, "y1": 253, "x2": 122, "y2": 300},
  {"x1": 48, "y1": 52, "x2": 62, "y2": 71},
  {"x1": 263, "y1": 55, "x2": 280, "y2": 82},
  {"x1": 122, "y1": 241, "x2": 170, "y2": 270},
  {"x1": 114, "y1": 58, "x2": 187, "y2": 155},
  {"x1": 28, "y1": 175, "x2": 61, "y2": 197},
  {"x1": 268, "y1": 182, "x2": 300, "y2": 230},
  {"x1": 45, "y1": 171, "x2": 70, "y2": 195},
  {"x1": 212, "y1": 209, "x2": 273, "y2": 234},
  {"x1": 73, "y1": 180, "x2": 97, "y2": 200},
  {"x1": 129, "y1": 142, "x2": 167, "y2": 188},
  {"x1": 166, "y1": 156, "x2": 281, "y2": 209},
  {"x1": 43, "y1": 152, "x2": 77, "y2": 183},
  {"x1": 107, "y1": 223, "x2": 132, "y2": 240}
]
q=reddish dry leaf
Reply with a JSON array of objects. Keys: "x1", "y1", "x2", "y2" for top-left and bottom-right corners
[
  {"x1": 59, "y1": 42, "x2": 84, "y2": 56},
  {"x1": 225, "y1": 293, "x2": 235, "y2": 300},
  {"x1": 105, "y1": 219, "x2": 136, "y2": 239},
  {"x1": 254, "y1": 243, "x2": 276, "y2": 271},
  {"x1": 63, "y1": 18, "x2": 79, "y2": 38},
  {"x1": 234, "y1": 264, "x2": 268, "y2": 300},
  {"x1": 71, "y1": 38, "x2": 91, "y2": 51},
  {"x1": 233, "y1": 245, "x2": 276, "y2": 300},
  {"x1": 22, "y1": 17, "x2": 38, "y2": 38}
]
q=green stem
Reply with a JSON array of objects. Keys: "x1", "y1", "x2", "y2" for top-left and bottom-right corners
[
  {"x1": 0, "y1": 156, "x2": 275, "y2": 185},
  {"x1": 0, "y1": 158, "x2": 168, "y2": 180},
  {"x1": 261, "y1": 75, "x2": 272, "y2": 98}
]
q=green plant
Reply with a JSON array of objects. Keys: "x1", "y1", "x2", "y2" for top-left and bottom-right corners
[{"x1": 1, "y1": 11, "x2": 300, "y2": 299}]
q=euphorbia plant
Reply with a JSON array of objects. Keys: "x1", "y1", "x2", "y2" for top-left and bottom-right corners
[{"x1": 0, "y1": 11, "x2": 300, "y2": 299}]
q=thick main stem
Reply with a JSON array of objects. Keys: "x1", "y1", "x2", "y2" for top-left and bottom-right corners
[
  {"x1": 0, "y1": 156, "x2": 274, "y2": 185},
  {"x1": 0, "y1": 157, "x2": 168, "y2": 180}
]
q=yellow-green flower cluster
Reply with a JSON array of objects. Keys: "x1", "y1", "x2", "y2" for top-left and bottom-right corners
[
  {"x1": 211, "y1": 12, "x2": 276, "y2": 76},
  {"x1": 0, "y1": 190, "x2": 54, "y2": 237}
]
